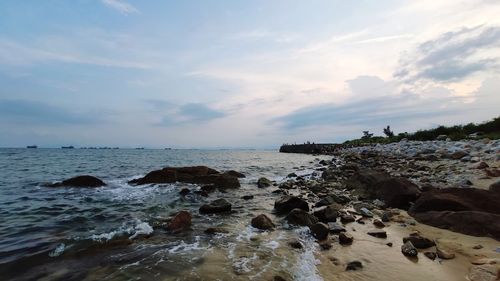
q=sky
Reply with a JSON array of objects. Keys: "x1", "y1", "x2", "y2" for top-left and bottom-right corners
[{"x1": 0, "y1": 0, "x2": 499, "y2": 148}]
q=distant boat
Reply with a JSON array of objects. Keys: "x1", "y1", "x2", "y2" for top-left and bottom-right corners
[
  {"x1": 61, "y1": 146, "x2": 74, "y2": 149},
  {"x1": 164, "y1": 148, "x2": 172, "y2": 150},
  {"x1": 26, "y1": 145, "x2": 37, "y2": 149},
  {"x1": 135, "y1": 147, "x2": 145, "y2": 150}
]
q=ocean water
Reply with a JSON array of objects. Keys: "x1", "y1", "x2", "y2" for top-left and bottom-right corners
[{"x1": 0, "y1": 148, "x2": 328, "y2": 281}]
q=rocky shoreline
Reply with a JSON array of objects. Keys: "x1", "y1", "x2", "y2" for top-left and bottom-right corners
[{"x1": 32, "y1": 140, "x2": 500, "y2": 280}]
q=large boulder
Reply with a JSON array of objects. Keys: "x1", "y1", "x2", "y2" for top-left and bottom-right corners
[
  {"x1": 402, "y1": 233, "x2": 435, "y2": 249},
  {"x1": 251, "y1": 214, "x2": 275, "y2": 230},
  {"x1": 274, "y1": 196, "x2": 309, "y2": 214},
  {"x1": 166, "y1": 211, "x2": 192, "y2": 232},
  {"x1": 285, "y1": 208, "x2": 319, "y2": 226},
  {"x1": 129, "y1": 166, "x2": 240, "y2": 189},
  {"x1": 199, "y1": 199, "x2": 232, "y2": 214},
  {"x1": 409, "y1": 188, "x2": 500, "y2": 239},
  {"x1": 257, "y1": 177, "x2": 273, "y2": 188},
  {"x1": 345, "y1": 170, "x2": 421, "y2": 209},
  {"x1": 47, "y1": 175, "x2": 106, "y2": 187},
  {"x1": 309, "y1": 222, "x2": 329, "y2": 240},
  {"x1": 313, "y1": 205, "x2": 339, "y2": 223}
]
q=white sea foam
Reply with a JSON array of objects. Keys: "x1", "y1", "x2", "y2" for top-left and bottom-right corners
[
  {"x1": 129, "y1": 221, "x2": 153, "y2": 239},
  {"x1": 102, "y1": 178, "x2": 176, "y2": 201},
  {"x1": 48, "y1": 243, "x2": 65, "y2": 257},
  {"x1": 89, "y1": 219, "x2": 153, "y2": 242},
  {"x1": 292, "y1": 227, "x2": 323, "y2": 281},
  {"x1": 167, "y1": 236, "x2": 206, "y2": 254}
]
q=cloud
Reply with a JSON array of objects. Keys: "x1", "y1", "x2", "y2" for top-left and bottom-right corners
[
  {"x1": 101, "y1": 0, "x2": 139, "y2": 15},
  {"x1": 0, "y1": 99, "x2": 101, "y2": 125},
  {"x1": 395, "y1": 25, "x2": 500, "y2": 82},
  {"x1": 157, "y1": 103, "x2": 226, "y2": 126}
]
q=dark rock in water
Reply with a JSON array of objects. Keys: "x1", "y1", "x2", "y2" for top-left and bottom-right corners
[
  {"x1": 313, "y1": 205, "x2": 338, "y2": 223},
  {"x1": 309, "y1": 222, "x2": 329, "y2": 240},
  {"x1": 166, "y1": 210, "x2": 192, "y2": 232},
  {"x1": 340, "y1": 213, "x2": 356, "y2": 224},
  {"x1": 225, "y1": 170, "x2": 246, "y2": 178},
  {"x1": 204, "y1": 227, "x2": 229, "y2": 234},
  {"x1": 367, "y1": 230, "x2": 387, "y2": 238},
  {"x1": 436, "y1": 248, "x2": 455, "y2": 259},
  {"x1": 322, "y1": 169, "x2": 337, "y2": 180},
  {"x1": 241, "y1": 195, "x2": 254, "y2": 200},
  {"x1": 319, "y1": 241, "x2": 333, "y2": 250},
  {"x1": 401, "y1": 241, "x2": 418, "y2": 257},
  {"x1": 386, "y1": 242, "x2": 393, "y2": 247},
  {"x1": 373, "y1": 219, "x2": 386, "y2": 228},
  {"x1": 288, "y1": 239, "x2": 304, "y2": 249},
  {"x1": 129, "y1": 166, "x2": 240, "y2": 189},
  {"x1": 489, "y1": 180, "x2": 500, "y2": 193},
  {"x1": 285, "y1": 208, "x2": 318, "y2": 227},
  {"x1": 179, "y1": 188, "x2": 191, "y2": 196},
  {"x1": 47, "y1": 175, "x2": 106, "y2": 187},
  {"x1": 201, "y1": 185, "x2": 217, "y2": 193},
  {"x1": 257, "y1": 177, "x2": 272, "y2": 188},
  {"x1": 251, "y1": 214, "x2": 275, "y2": 230},
  {"x1": 199, "y1": 199, "x2": 232, "y2": 214},
  {"x1": 274, "y1": 196, "x2": 309, "y2": 214},
  {"x1": 273, "y1": 276, "x2": 287, "y2": 281},
  {"x1": 345, "y1": 170, "x2": 420, "y2": 209},
  {"x1": 328, "y1": 222, "x2": 346, "y2": 234},
  {"x1": 194, "y1": 190, "x2": 209, "y2": 197},
  {"x1": 339, "y1": 232, "x2": 353, "y2": 245},
  {"x1": 403, "y1": 233, "x2": 435, "y2": 249},
  {"x1": 409, "y1": 187, "x2": 500, "y2": 239},
  {"x1": 346, "y1": 261, "x2": 363, "y2": 271},
  {"x1": 287, "y1": 173, "x2": 298, "y2": 178},
  {"x1": 424, "y1": 252, "x2": 437, "y2": 260}
]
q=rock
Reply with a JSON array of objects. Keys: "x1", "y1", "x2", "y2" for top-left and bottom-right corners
[
  {"x1": 476, "y1": 162, "x2": 489, "y2": 169},
  {"x1": 166, "y1": 211, "x2": 192, "y2": 232},
  {"x1": 257, "y1": 177, "x2": 272, "y2": 188},
  {"x1": 339, "y1": 232, "x2": 353, "y2": 245},
  {"x1": 199, "y1": 199, "x2": 232, "y2": 214},
  {"x1": 489, "y1": 180, "x2": 500, "y2": 193},
  {"x1": 285, "y1": 208, "x2": 319, "y2": 227},
  {"x1": 179, "y1": 188, "x2": 191, "y2": 196},
  {"x1": 450, "y1": 150, "x2": 468, "y2": 160},
  {"x1": 485, "y1": 168, "x2": 500, "y2": 177},
  {"x1": 401, "y1": 241, "x2": 418, "y2": 257},
  {"x1": 251, "y1": 214, "x2": 275, "y2": 230},
  {"x1": 319, "y1": 241, "x2": 332, "y2": 250},
  {"x1": 129, "y1": 166, "x2": 240, "y2": 189},
  {"x1": 473, "y1": 244, "x2": 483, "y2": 250},
  {"x1": 309, "y1": 222, "x2": 329, "y2": 240},
  {"x1": 47, "y1": 175, "x2": 106, "y2": 187},
  {"x1": 328, "y1": 222, "x2": 346, "y2": 234},
  {"x1": 436, "y1": 135, "x2": 447, "y2": 140},
  {"x1": 322, "y1": 169, "x2": 337, "y2": 180},
  {"x1": 468, "y1": 265, "x2": 499, "y2": 281},
  {"x1": 409, "y1": 188, "x2": 500, "y2": 239},
  {"x1": 313, "y1": 205, "x2": 338, "y2": 223},
  {"x1": 340, "y1": 213, "x2": 356, "y2": 224},
  {"x1": 367, "y1": 230, "x2": 387, "y2": 238},
  {"x1": 225, "y1": 170, "x2": 246, "y2": 178},
  {"x1": 274, "y1": 196, "x2": 309, "y2": 214},
  {"x1": 346, "y1": 261, "x2": 363, "y2": 271},
  {"x1": 241, "y1": 195, "x2": 254, "y2": 200},
  {"x1": 200, "y1": 184, "x2": 217, "y2": 193},
  {"x1": 359, "y1": 207, "x2": 374, "y2": 217},
  {"x1": 381, "y1": 212, "x2": 392, "y2": 222},
  {"x1": 373, "y1": 219, "x2": 385, "y2": 228},
  {"x1": 288, "y1": 239, "x2": 304, "y2": 249},
  {"x1": 386, "y1": 242, "x2": 393, "y2": 247},
  {"x1": 204, "y1": 227, "x2": 229, "y2": 234},
  {"x1": 345, "y1": 170, "x2": 421, "y2": 209},
  {"x1": 273, "y1": 276, "x2": 287, "y2": 281},
  {"x1": 402, "y1": 233, "x2": 435, "y2": 249},
  {"x1": 424, "y1": 252, "x2": 437, "y2": 260},
  {"x1": 436, "y1": 248, "x2": 455, "y2": 259}
]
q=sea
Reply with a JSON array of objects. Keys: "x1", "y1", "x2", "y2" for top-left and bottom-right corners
[{"x1": 0, "y1": 148, "x2": 329, "y2": 281}]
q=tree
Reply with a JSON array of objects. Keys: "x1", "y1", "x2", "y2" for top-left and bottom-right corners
[
  {"x1": 362, "y1": 131, "x2": 373, "y2": 139},
  {"x1": 383, "y1": 125, "x2": 394, "y2": 138}
]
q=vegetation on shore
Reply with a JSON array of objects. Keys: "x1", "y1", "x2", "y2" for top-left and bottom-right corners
[{"x1": 343, "y1": 116, "x2": 500, "y2": 146}]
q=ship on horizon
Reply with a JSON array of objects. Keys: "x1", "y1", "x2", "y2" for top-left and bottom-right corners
[{"x1": 26, "y1": 145, "x2": 37, "y2": 149}]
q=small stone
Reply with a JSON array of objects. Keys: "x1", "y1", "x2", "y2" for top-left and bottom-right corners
[
  {"x1": 373, "y1": 219, "x2": 386, "y2": 228},
  {"x1": 339, "y1": 232, "x2": 354, "y2": 245},
  {"x1": 257, "y1": 177, "x2": 272, "y2": 188},
  {"x1": 402, "y1": 233, "x2": 435, "y2": 249},
  {"x1": 356, "y1": 218, "x2": 365, "y2": 224},
  {"x1": 273, "y1": 276, "x2": 287, "y2": 281},
  {"x1": 328, "y1": 222, "x2": 346, "y2": 234},
  {"x1": 310, "y1": 222, "x2": 329, "y2": 240},
  {"x1": 401, "y1": 241, "x2": 418, "y2": 257},
  {"x1": 367, "y1": 230, "x2": 387, "y2": 238},
  {"x1": 179, "y1": 188, "x2": 191, "y2": 196},
  {"x1": 340, "y1": 214, "x2": 356, "y2": 224},
  {"x1": 436, "y1": 248, "x2": 455, "y2": 260},
  {"x1": 386, "y1": 242, "x2": 393, "y2": 247},
  {"x1": 288, "y1": 239, "x2": 303, "y2": 249},
  {"x1": 287, "y1": 173, "x2": 298, "y2": 178},
  {"x1": 241, "y1": 195, "x2": 254, "y2": 200},
  {"x1": 319, "y1": 241, "x2": 333, "y2": 250},
  {"x1": 475, "y1": 162, "x2": 489, "y2": 169},
  {"x1": 204, "y1": 227, "x2": 229, "y2": 234},
  {"x1": 473, "y1": 244, "x2": 483, "y2": 250},
  {"x1": 199, "y1": 199, "x2": 232, "y2": 214},
  {"x1": 359, "y1": 207, "x2": 374, "y2": 217},
  {"x1": 166, "y1": 210, "x2": 192, "y2": 232},
  {"x1": 424, "y1": 252, "x2": 437, "y2": 260},
  {"x1": 346, "y1": 261, "x2": 363, "y2": 271},
  {"x1": 251, "y1": 214, "x2": 275, "y2": 230}
]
